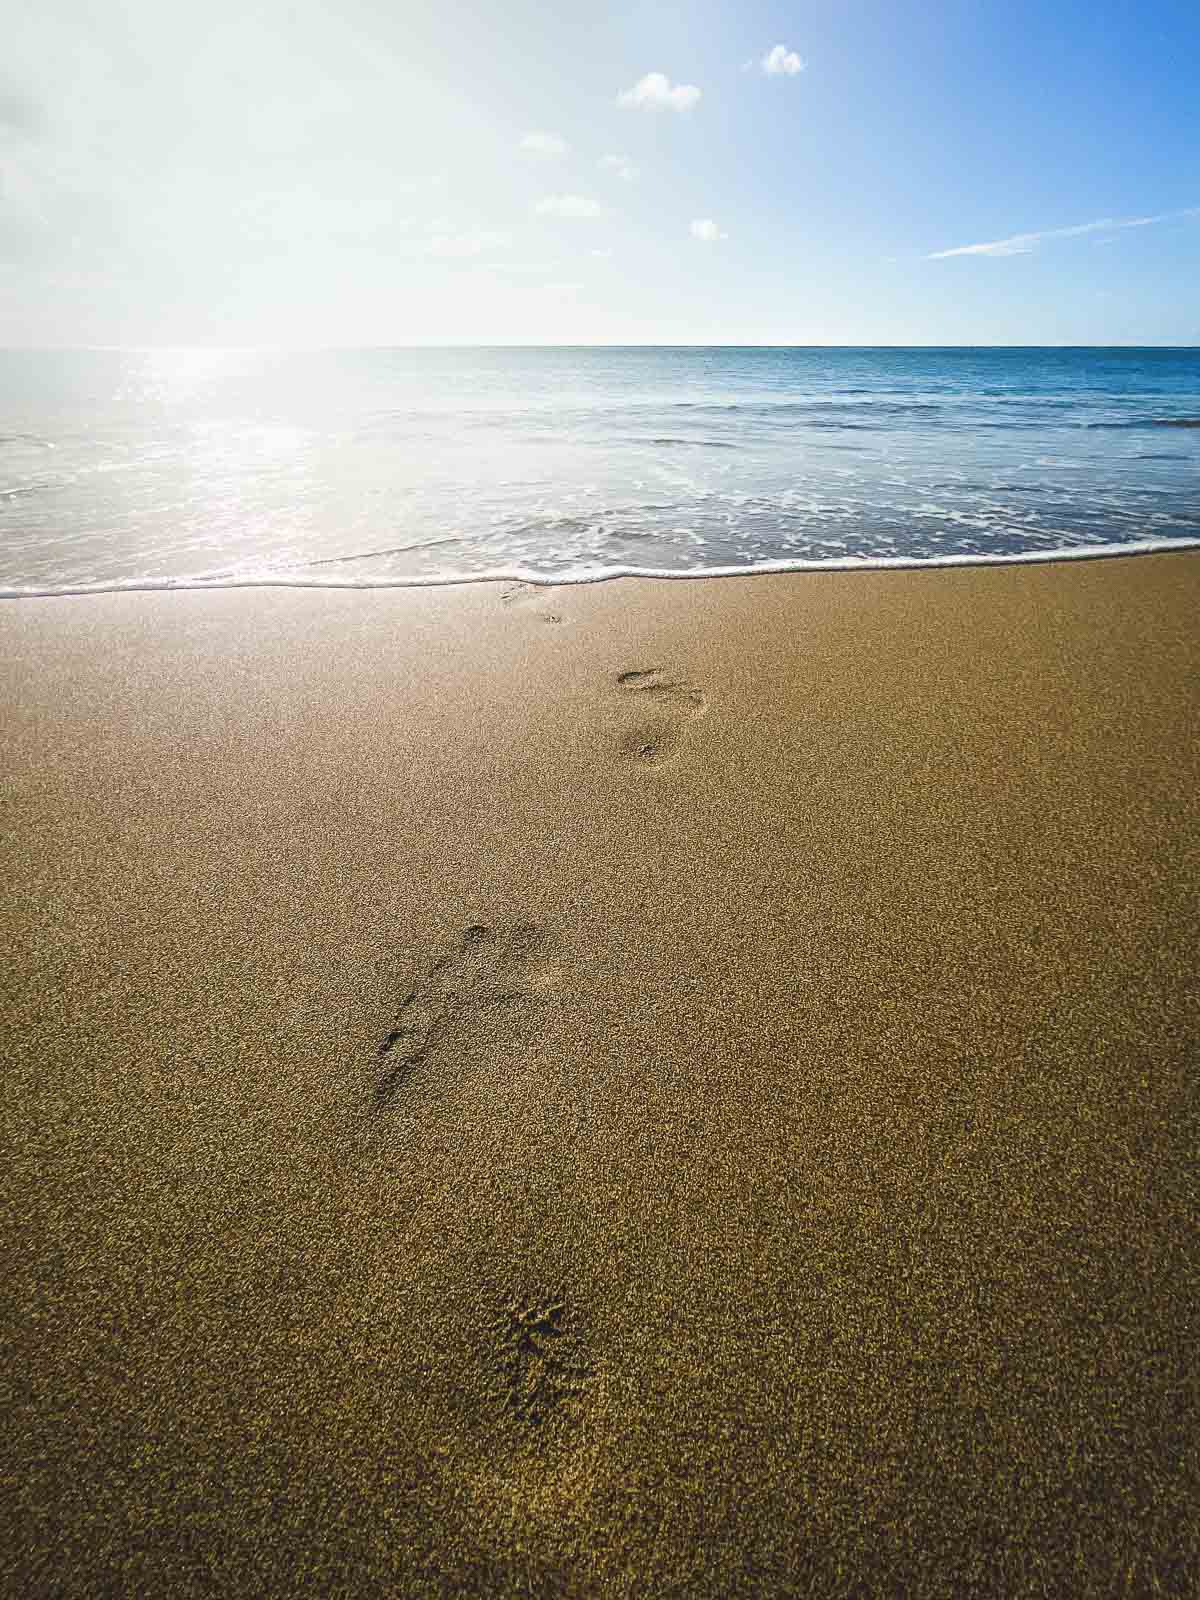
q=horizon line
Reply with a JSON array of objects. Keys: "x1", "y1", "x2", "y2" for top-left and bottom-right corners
[{"x1": 2, "y1": 341, "x2": 1199, "y2": 354}]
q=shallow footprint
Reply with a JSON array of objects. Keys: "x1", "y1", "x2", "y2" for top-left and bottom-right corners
[
  {"x1": 501, "y1": 582, "x2": 566, "y2": 626},
  {"x1": 374, "y1": 922, "x2": 550, "y2": 1107},
  {"x1": 619, "y1": 722, "x2": 683, "y2": 767},
  {"x1": 616, "y1": 667, "x2": 704, "y2": 708},
  {"x1": 614, "y1": 666, "x2": 707, "y2": 768},
  {"x1": 491, "y1": 1294, "x2": 593, "y2": 1428}
]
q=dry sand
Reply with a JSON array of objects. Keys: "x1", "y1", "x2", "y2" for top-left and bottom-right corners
[{"x1": 2, "y1": 553, "x2": 1198, "y2": 1598}]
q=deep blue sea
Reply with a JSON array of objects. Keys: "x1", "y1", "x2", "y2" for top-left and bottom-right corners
[{"x1": 1, "y1": 346, "x2": 1197, "y2": 594}]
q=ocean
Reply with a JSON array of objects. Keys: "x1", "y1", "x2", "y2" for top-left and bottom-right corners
[{"x1": 1, "y1": 346, "x2": 1197, "y2": 595}]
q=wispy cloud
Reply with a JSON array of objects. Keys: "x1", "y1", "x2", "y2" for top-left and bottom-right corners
[
  {"x1": 599, "y1": 154, "x2": 639, "y2": 182},
  {"x1": 535, "y1": 193, "x2": 605, "y2": 219},
  {"x1": 617, "y1": 72, "x2": 701, "y2": 112},
  {"x1": 690, "y1": 218, "x2": 727, "y2": 242},
  {"x1": 928, "y1": 206, "x2": 1199, "y2": 258},
  {"x1": 761, "y1": 45, "x2": 806, "y2": 77},
  {"x1": 520, "y1": 131, "x2": 568, "y2": 157}
]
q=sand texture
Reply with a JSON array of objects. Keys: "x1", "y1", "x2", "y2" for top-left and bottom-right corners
[{"x1": 2, "y1": 554, "x2": 1198, "y2": 1597}]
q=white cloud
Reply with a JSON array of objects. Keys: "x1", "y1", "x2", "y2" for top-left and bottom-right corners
[
  {"x1": 599, "y1": 154, "x2": 639, "y2": 182},
  {"x1": 762, "y1": 45, "x2": 806, "y2": 76},
  {"x1": 617, "y1": 72, "x2": 701, "y2": 112},
  {"x1": 520, "y1": 131, "x2": 568, "y2": 157},
  {"x1": 590, "y1": 248, "x2": 613, "y2": 259},
  {"x1": 690, "y1": 218, "x2": 727, "y2": 242},
  {"x1": 928, "y1": 206, "x2": 1200, "y2": 259},
  {"x1": 535, "y1": 193, "x2": 605, "y2": 219}
]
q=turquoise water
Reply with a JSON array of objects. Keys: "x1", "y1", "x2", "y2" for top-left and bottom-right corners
[{"x1": 1, "y1": 346, "x2": 1197, "y2": 593}]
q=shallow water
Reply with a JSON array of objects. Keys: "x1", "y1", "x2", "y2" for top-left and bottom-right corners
[{"x1": 1, "y1": 346, "x2": 1197, "y2": 594}]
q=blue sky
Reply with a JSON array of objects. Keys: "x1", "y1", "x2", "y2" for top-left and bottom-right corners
[{"x1": 2, "y1": 0, "x2": 1197, "y2": 344}]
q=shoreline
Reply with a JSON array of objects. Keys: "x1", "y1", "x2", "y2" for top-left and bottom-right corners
[
  {"x1": 3, "y1": 551, "x2": 1198, "y2": 1597},
  {"x1": 2, "y1": 529, "x2": 1199, "y2": 600}
]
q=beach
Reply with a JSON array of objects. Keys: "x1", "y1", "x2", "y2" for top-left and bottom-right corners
[{"x1": 2, "y1": 551, "x2": 1198, "y2": 1596}]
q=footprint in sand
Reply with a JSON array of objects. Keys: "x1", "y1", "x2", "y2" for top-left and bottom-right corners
[
  {"x1": 374, "y1": 923, "x2": 550, "y2": 1107},
  {"x1": 501, "y1": 582, "x2": 566, "y2": 626},
  {"x1": 492, "y1": 1295, "x2": 592, "y2": 1427},
  {"x1": 614, "y1": 667, "x2": 707, "y2": 768}
]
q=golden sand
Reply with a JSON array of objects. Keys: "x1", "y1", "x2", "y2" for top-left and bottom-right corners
[{"x1": 2, "y1": 554, "x2": 1198, "y2": 1596}]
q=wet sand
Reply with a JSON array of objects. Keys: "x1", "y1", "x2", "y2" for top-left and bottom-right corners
[{"x1": 2, "y1": 553, "x2": 1198, "y2": 1597}]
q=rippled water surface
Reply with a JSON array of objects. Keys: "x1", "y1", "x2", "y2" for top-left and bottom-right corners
[{"x1": 1, "y1": 346, "x2": 1198, "y2": 592}]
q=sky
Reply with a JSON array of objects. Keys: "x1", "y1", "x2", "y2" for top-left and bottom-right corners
[{"x1": 1, "y1": 0, "x2": 1198, "y2": 346}]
